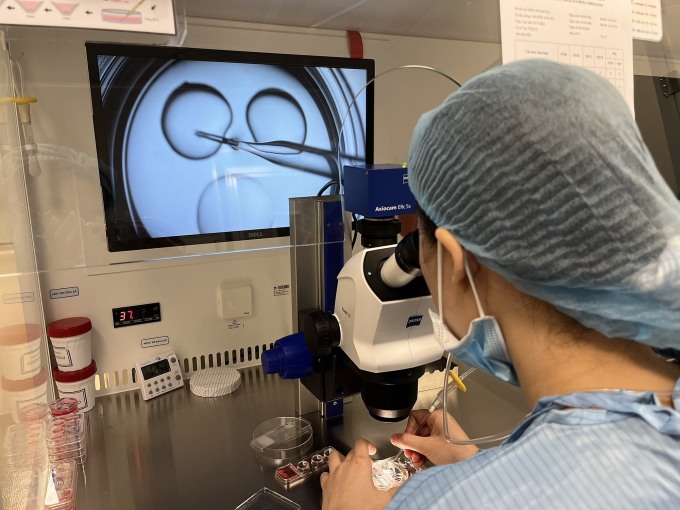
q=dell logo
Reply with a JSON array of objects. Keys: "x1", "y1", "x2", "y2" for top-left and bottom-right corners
[
  {"x1": 403, "y1": 174, "x2": 409, "y2": 185},
  {"x1": 248, "y1": 231, "x2": 264, "y2": 238},
  {"x1": 406, "y1": 315, "x2": 422, "y2": 328}
]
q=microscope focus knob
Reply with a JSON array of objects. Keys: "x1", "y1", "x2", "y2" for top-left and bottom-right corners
[{"x1": 303, "y1": 310, "x2": 340, "y2": 357}]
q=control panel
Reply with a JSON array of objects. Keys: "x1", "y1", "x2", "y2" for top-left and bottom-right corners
[{"x1": 136, "y1": 350, "x2": 184, "y2": 400}]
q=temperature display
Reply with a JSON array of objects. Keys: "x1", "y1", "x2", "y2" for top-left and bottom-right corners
[{"x1": 112, "y1": 302, "x2": 161, "y2": 328}]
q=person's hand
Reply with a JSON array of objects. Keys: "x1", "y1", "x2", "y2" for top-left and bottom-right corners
[
  {"x1": 390, "y1": 409, "x2": 479, "y2": 467},
  {"x1": 319, "y1": 439, "x2": 395, "y2": 510}
]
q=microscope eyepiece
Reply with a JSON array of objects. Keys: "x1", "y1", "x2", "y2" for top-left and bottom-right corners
[{"x1": 380, "y1": 230, "x2": 421, "y2": 288}]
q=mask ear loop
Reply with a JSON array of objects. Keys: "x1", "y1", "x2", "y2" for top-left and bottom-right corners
[
  {"x1": 437, "y1": 240, "x2": 444, "y2": 320},
  {"x1": 463, "y1": 251, "x2": 486, "y2": 318},
  {"x1": 441, "y1": 249, "x2": 519, "y2": 445}
]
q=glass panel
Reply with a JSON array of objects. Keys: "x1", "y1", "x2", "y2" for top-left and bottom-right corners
[{"x1": 3, "y1": 2, "x2": 678, "y2": 508}]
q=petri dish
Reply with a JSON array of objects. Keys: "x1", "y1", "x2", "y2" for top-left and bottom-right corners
[
  {"x1": 235, "y1": 487, "x2": 300, "y2": 510},
  {"x1": 250, "y1": 417, "x2": 313, "y2": 463}
]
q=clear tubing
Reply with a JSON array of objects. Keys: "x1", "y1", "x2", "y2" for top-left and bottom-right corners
[
  {"x1": 442, "y1": 354, "x2": 522, "y2": 445},
  {"x1": 336, "y1": 65, "x2": 463, "y2": 244}
]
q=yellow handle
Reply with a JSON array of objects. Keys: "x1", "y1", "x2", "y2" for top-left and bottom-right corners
[
  {"x1": 449, "y1": 370, "x2": 467, "y2": 392},
  {"x1": 13, "y1": 97, "x2": 37, "y2": 104},
  {"x1": 0, "y1": 97, "x2": 38, "y2": 104}
]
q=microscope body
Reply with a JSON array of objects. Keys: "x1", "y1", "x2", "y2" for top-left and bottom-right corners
[
  {"x1": 334, "y1": 246, "x2": 441, "y2": 373},
  {"x1": 264, "y1": 164, "x2": 445, "y2": 422}
]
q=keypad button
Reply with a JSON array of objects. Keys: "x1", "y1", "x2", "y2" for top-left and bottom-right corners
[
  {"x1": 162, "y1": 386, "x2": 166, "y2": 390},
  {"x1": 155, "y1": 388, "x2": 159, "y2": 392},
  {"x1": 168, "y1": 383, "x2": 173, "y2": 387},
  {"x1": 170, "y1": 357, "x2": 177, "y2": 364},
  {"x1": 154, "y1": 381, "x2": 158, "y2": 385},
  {"x1": 176, "y1": 375, "x2": 181, "y2": 380},
  {"x1": 148, "y1": 391, "x2": 152, "y2": 395},
  {"x1": 147, "y1": 383, "x2": 151, "y2": 387}
]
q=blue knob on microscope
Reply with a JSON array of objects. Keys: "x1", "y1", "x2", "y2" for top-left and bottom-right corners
[{"x1": 261, "y1": 332, "x2": 314, "y2": 379}]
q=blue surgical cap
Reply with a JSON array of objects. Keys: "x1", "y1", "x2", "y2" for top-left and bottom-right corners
[{"x1": 408, "y1": 59, "x2": 680, "y2": 350}]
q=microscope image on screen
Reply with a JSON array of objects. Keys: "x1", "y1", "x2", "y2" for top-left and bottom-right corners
[{"x1": 87, "y1": 44, "x2": 373, "y2": 252}]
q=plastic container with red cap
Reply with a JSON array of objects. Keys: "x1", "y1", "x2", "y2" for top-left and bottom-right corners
[
  {"x1": 47, "y1": 317, "x2": 92, "y2": 372},
  {"x1": 53, "y1": 360, "x2": 97, "y2": 413},
  {"x1": 0, "y1": 323, "x2": 43, "y2": 380},
  {"x1": 1, "y1": 368, "x2": 49, "y2": 423}
]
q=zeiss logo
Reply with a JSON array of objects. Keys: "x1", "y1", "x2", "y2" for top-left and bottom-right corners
[
  {"x1": 403, "y1": 174, "x2": 409, "y2": 185},
  {"x1": 406, "y1": 315, "x2": 423, "y2": 328}
]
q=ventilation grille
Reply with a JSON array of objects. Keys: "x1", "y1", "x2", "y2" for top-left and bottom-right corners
[{"x1": 94, "y1": 343, "x2": 275, "y2": 394}]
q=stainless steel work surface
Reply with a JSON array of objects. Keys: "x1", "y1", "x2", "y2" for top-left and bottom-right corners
[
  {"x1": 77, "y1": 365, "x2": 529, "y2": 509},
  {"x1": 78, "y1": 367, "x2": 406, "y2": 510}
]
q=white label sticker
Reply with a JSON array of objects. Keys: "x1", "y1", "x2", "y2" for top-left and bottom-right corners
[
  {"x1": 3, "y1": 292, "x2": 34, "y2": 304},
  {"x1": 141, "y1": 336, "x2": 170, "y2": 348},
  {"x1": 49, "y1": 287, "x2": 80, "y2": 299},
  {"x1": 273, "y1": 284, "x2": 290, "y2": 296},
  {"x1": 53, "y1": 346, "x2": 74, "y2": 367},
  {"x1": 21, "y1": 347, "x2": 41, "y2": 374},
  {"x1": 227, "y1": 320, "x2": 242, "y2": 330}
]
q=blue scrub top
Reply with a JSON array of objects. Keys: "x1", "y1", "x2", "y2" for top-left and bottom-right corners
[{"x1": 388, "y1": 377, "x2": 680, "y2": 509}]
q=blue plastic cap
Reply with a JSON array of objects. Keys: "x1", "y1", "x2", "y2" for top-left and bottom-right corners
[
  {"x1": 261, "y1": 346, "x2": 283, "y2": 375},
  {"x1": 261, "y1": 332, "x2": 314, "y2": 379}
]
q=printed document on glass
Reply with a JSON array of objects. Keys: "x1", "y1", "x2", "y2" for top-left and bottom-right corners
[
  {"x1": 0, "y1": 0, "x2": 176, "y2": 34},
  {"x1": 500, "y1": 0, "x2": 634, "y2": 115},
  {"x1": 632, "y1": 0, "x2": 662, "y2": 42}
]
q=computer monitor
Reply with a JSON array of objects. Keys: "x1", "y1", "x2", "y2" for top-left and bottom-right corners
[{"x1": 86, "y1": 43, "x2": 374, "y2": 253}]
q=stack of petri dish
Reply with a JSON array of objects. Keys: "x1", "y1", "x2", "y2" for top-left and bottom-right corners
[
  {"x1": 3, "y1": 421, "x2": 47, "y2": 470},
  {"x1": 49, "y1": 398, "x2": 79, "y2": 418},
  {"x1": 44, "y1": 459, "x2": 78, "y2": 510},
  {"x1": 2, "y1": 399, "x2": 85, "y2": 509},
  {"x1": 18, "y1": 402, "x2": 50, "y2": 423},
  {"x1": 2, "y1": 419, "x2": 48, "y2": 510},
  {"x1": 46, "y1": 412, "x2": 87, "y2": 465}
]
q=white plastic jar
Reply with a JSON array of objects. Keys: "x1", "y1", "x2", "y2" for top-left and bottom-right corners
[
  {"x1": 1, "y1": 368, "x2": 48, "y2": 423},
  {"x1": 53, "y1": 360, "x2": 97, "y2": 412},
  {"x1": 47, "y1": 317, "x2": 92, "y2": 372},
  {"x1": 0, "y1": 324, "x2": 43, "y2": 381}
]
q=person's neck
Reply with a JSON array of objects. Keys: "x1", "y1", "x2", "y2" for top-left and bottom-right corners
[
  {"x1": 508, "y1": 322, "x2": 680, "y2": 409},
  {"x1": 463, "y1": 268, "x2": 680, "y2": 409}
]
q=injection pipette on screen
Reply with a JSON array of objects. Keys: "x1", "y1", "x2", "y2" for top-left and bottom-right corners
[{"x1": 196, "y1": 131, "x2": 365, "y2": 178}]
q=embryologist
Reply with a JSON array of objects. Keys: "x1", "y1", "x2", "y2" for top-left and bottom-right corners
[{"x1": 319, "y1": 59, "x2": 680, "y2": 509}]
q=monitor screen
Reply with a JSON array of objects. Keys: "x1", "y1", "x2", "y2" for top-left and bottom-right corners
[{"x1": 86, "y1": 43, "x2": 374, "y2": 253}]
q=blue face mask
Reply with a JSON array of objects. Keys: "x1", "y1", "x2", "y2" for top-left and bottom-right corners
[{"x1": 428, "y1": 241, "x2": 520, "y2": 386}]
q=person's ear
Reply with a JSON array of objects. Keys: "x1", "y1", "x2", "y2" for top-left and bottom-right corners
[{"x1": 434, "y1": 228, "x2": 466, "y2": 283}]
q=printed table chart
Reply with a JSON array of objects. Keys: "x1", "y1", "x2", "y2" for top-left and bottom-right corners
[{"x1": 516, "y1": 41, "x2": 625, "y2": 93}]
